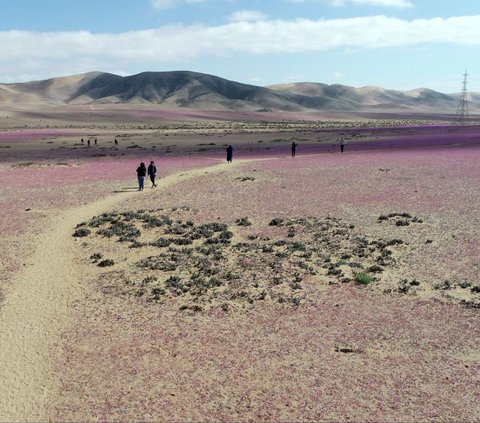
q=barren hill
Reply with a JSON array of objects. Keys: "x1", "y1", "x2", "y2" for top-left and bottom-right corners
[
  {"x1": 268, "y1": 82, "x2": 472, "y2": 113},
  {"x1": 0, "y1": 71, "x2": 477, "y2": 113}
]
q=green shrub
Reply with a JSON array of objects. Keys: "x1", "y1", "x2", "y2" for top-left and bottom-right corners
[{"x1": 354, "y1": 272, "x2": 373, "y2": 285}]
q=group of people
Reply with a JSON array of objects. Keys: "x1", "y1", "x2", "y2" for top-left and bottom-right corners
[
  {"x1": 291, "y1": 139, "x2": 347, "y2": 156},
  {"x1": 135, "y1": 139, "x2": 348, "y2": 191},
  {"x1": 80, "y1": 138, "x2": 98, "y2": 147},
  {"x1": 80, "y1": 138, "x2": 119, "y2": 147},
  {"x1": 136, "y1": 161, "x2": 157, "y2": 191}
]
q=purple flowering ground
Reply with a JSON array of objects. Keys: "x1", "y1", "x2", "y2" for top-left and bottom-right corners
[{"x1": 52, "y1": 132, "x2": 479, "y2": 421}]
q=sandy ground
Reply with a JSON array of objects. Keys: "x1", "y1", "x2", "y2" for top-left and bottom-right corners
[
  {"x1": 0, "y1": 108, "x2": 479, "y2": 421},
  {"x1": 0, "y1": 161, "x2": 237, "y2": 421},
  {"x1": 0, "y1": 188, "x2": 133, "y2": 420}
]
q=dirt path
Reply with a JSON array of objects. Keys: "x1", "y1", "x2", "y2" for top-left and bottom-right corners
[{"x1": 0, "y1": 161, "x2": 237, "y2": 421}]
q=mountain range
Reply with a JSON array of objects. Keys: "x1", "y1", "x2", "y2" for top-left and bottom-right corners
[{"x1": 1, "y1": 71, "x2": 478, "y2": 114}]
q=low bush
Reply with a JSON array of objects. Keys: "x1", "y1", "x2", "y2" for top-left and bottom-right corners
[
  {"x1": 354, "y1": 272, "x2": 373, "y2": 285},
  {"x1": 98, "y1": 259, "x2": 114, "y2": 267},
  {"x1": 73, "y1": 228, "x2": 91, "y2": 237},
  {"x1": 236, "y1": 217, "x2": 252, "y2": 226},
  {"x1": 269, "y1": 218, "x2": 284, "y2": 226}
]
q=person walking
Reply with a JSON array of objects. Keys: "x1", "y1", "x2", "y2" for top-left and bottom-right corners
[
  {"x1": 340, "y1": 138, "x2": 346, "y2": 153},
  {"x1": 291, "y1": 141, "x2": 298, "y2": 157},
  {"x1": 136, "y1": 162, "x2": 147, "y2": 191},
  {"x1": 226, "y1": 145, "x2": 233, "y2": 163},
  {"x1": 147, "y1": 160, "x2": 157, "y2": 188}
]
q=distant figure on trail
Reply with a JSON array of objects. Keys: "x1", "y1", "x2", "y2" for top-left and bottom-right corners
[
  {"x1": 226, "y1": 145, "x2": 233, "y2": 163},
  {"x1": 114, "y1": 139, "x2": 118, "y2": 145},
  {"x1": 340, "y1": 138, "x2": 346, "y2": 153},
  {"x1": 87, "y1": 139, "x2": 91, "y2": 147},
  {"x1": 81, "y1": 138, "x2": 84, "y2": 145},
  {"x1": 94, "y1": 138, "x2": 97, "y2": 146},
  {"x1": 137, "y1": 162, "x2": 147, "y2": 191},
  {"x1": 147, "y1": 160, "x2": 157, "y2": 188},
  {"x1": 291, "y1": 141, "x2": 298, "y2": 157}
]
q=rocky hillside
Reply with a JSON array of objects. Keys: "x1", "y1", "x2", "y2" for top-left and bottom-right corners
[{"x1": 1, "y1": 71, "x2": 477, "y2": 113}]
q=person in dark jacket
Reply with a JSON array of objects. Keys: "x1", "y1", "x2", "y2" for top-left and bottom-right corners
[
  {"x1": 226, "y1": 145, "x2": 233, "y2": 163},
  {"x1": 147, "y1": 160, "x2": 157, "y2": 188},
  {"x1": 136, "y1": 162, "x2": 147, "y2": 191},
  {"x1": 291, "y1": 142, "x2": 298, "y2": 157}
]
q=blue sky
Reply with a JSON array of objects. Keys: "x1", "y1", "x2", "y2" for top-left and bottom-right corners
[{"x1": 0, "y1": 0, "x2": 478, "y2": 92}]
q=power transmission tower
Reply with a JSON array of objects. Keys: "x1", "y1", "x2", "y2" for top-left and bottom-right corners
[{"x1": 456, "y1": 70, "x2": 469, "y2": 123}]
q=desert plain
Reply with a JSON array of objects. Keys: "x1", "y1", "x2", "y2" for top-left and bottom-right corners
[{"x1": 0, "y1": 106, "x2": 479, "y2": 422}]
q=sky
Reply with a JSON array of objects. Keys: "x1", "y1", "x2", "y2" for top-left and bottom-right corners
[{"x1": 0, "y1": 0, "x2": 479, "y2": 92}]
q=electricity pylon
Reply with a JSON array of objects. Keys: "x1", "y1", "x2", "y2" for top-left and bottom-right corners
[{"x1": 456, "y1": 70, "x2": 469, "y2": 123}]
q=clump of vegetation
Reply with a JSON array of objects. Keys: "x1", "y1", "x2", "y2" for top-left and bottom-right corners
[
  {"x1": 269, "y1": 218, "x2": 284, "y2": 226},
  {"x1": 73, "y1": 228, "x2": 91, "y2": 237},
  {"x1": 378, "y1": 212, "x2": 423, "y2": 226},
  {"x1": 150, "y1": 237, "x2": 171, "y2": 248},
  {"x1": 368, "y1": 265, "x2": 384, "y2": 273},
  {"x1": 396, "y1": 279, "x2": 420, "y2": 294},
  {"x1": 460, "y1": 299, "x2": 480, "y2": 309},
  {"x1": 200, "y1": 222, "x2": 228, "y2": 233},
  {"x1": 236, "y1": 217, "x2": 252, "y2": 226},
  {"x1": 12, "y1": 162, "x2": 35, "y2": 168},
  {"x1": 354, "y1": 272, "x2": 373, "y2": 285},
  {"x1": 141, "y1": 276, "x2": 157, "y2": 285},
  {"x1": 78, "y1": 210, "x2": 421, "y2": 312},
  {"x1": 98, "y1": 259, "x2": 114, "y2": 267},
  {"x1": 98, "y1": 221, "x2": 141, "y2": 241},
  {"x1": 387, "y1": 239, "x2": 404, "y2": 246},
  {"x1": 88, "y1": 212, "x2": 119, "y2": 228},
  {"x1": 433, "y1": 280, "x2": 452, "y2": 290}
]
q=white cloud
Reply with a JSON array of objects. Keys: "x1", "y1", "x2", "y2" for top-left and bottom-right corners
[
  {"x1": 150, "y1": 0, "x2": 175, "y2": 9},
  {"x1": 1, "y1": 15, "x2": 479, "y2": 81},
  {"x1": 150, "y1": 0, "x2": 205, "y2": 10},
  {"x1": 288, "y1": 0, "x2": 413, "y2": 8},
  {"x1": 350, "y1": 0, "x2": 413, "y2": 8},
  {"x1": 228, "y1": 10, "x2": 267, "y2": 23}
]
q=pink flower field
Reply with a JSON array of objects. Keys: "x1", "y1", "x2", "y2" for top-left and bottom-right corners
[
  {"x1": 51, "y1": 130, "x2": 479, "y2": 421},
  {"x1": 54, "y1": 284, "x2": 479, "y2": 422},
  {"x1": 1, "y1": 121, "x2": 479, "y2": 422}
]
